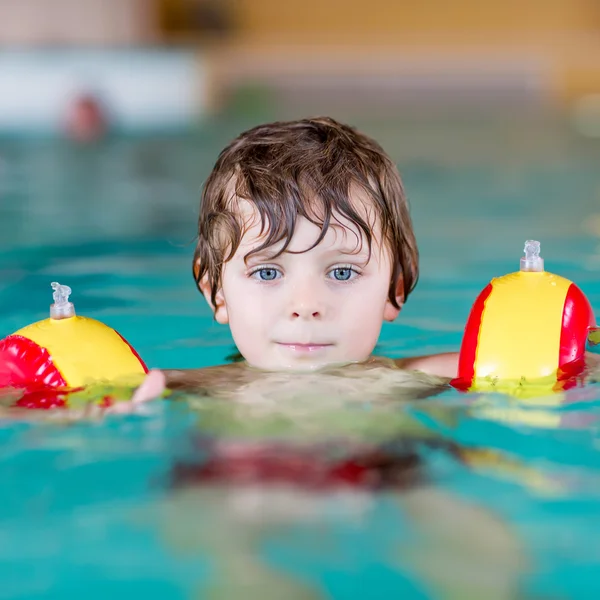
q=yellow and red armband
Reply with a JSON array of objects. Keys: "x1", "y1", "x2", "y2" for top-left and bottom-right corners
[
  {"x1": 0, "y1": 282, "x2": 147, "y2": 409},
  {"x1": 454, "y1": 241, "x2": 596, "y2": 393}
]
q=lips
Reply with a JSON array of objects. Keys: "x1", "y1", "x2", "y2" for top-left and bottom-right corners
[{"x1": 276, "y1": 342, "x2": 333, "y2": 353}]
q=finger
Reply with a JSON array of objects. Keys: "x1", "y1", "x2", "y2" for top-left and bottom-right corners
[{"x1": 131, "y1": 369, "x2": 166, "y2": 404}]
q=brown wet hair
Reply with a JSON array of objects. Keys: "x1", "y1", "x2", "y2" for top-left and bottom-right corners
[{"x1": 193, "y1": 117, "x2": 419, "y2": 310}]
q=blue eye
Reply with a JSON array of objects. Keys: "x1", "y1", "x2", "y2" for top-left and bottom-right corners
[
  {"x1": 251, "y1": 267, "x2": 281, "y2": 281},
  {"x1": 330, "y1": 267, "x2": 356, "y2": 281}
]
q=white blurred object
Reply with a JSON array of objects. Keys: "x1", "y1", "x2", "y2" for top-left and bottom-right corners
[{"x1": 0, "y1": 49, "x2": 207, "y2": 133}]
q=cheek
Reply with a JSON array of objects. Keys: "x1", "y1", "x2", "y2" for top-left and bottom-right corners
[
  {"x1": 346, "y1": 309, "x2": 384, "y2": 342},
  {"x1": 338, "y1": 284, "x2": 388, "y2": 335},
  {"x1": 223, "y1": 279, "x2": 276, "y2": 336},
  {"x1": 343, "y1": 277, "x2": 390, "y2": 315}
]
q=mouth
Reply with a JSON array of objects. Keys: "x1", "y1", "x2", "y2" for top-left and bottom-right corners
[{"x1": 276, "y1": 342, "x2": 334, "y2": 353}]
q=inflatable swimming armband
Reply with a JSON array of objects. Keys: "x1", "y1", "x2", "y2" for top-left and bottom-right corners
[
  {"x1": 0, "y1": 282, "x2": 147, "y2": 403},
  {"x1": 455, "y1": 241, "x2": 596, "y2": 392}
]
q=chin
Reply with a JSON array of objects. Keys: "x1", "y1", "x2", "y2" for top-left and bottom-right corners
[
  {"x1": 245, "y1": 346, "x2": 370, "y2": 372},
  {"x1": 255, "y1": 361, "x2": 326, "y2": 373},
  {"x1": 278, "y1": 357, "x2": 362, "y2": 372}
]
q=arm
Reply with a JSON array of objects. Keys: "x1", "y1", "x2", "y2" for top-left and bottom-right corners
[
  {"x1": 87, "y1": 366, "x2": 228, "y2": 414},
  {"x1": 397, "y1": 351, "x2": 600, "y2": 382},
  {"x1": 125, "y1": 367, "x2": 216, "y2": 406},
  {"x1": 127, "y1": 362, "x2": 254, "y2": 409},
  {"x1": 395, "y1": 352, "x2": 459, "y2": 379}
]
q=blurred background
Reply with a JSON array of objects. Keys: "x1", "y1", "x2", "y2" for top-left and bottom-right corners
[{"x1": 2, "y1": 0, "x2": 600, "y2": 131}]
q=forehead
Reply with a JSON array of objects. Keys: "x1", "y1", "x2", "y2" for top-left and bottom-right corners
[{"x1": 231, "y1": 189, "x2": 383, "y2": 255}]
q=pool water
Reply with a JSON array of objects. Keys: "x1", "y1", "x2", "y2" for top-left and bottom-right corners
[{"x1": 1, "y1": 115, "x2": 600, "y2": 598}]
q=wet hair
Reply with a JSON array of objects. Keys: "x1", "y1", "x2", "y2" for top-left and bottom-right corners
[{"x1": 193, "y1": 117, "x2": 419, "y2": 309}]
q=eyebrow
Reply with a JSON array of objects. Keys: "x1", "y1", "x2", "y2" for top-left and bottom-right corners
[
  {"x1": 244, "y1": 245, "x2": 372, "y2": 264},
  {"x1": 244, "y1": 250, "x2": 278, "y2": 264}
]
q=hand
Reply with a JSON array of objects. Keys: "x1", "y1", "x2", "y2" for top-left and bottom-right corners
[
  {"x1": 131, "y1": 369, "x2": 167, "y2": 403},
  {"x1": 108, "y1": 369, "x2": 167, "y2": 414}
]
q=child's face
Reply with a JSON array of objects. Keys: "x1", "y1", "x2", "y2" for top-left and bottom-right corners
[{"x1": 204, "y1": 198, "x2": 403, "y2": 371}]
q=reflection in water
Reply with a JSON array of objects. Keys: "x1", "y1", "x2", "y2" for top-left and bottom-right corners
[{"x1": 147, "y1": 367, "x2": 525, "y2": 599}]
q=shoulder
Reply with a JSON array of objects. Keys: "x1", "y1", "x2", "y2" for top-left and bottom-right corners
[{"x1": 394, "y1": 352, "x2": 459, "y2": 379}]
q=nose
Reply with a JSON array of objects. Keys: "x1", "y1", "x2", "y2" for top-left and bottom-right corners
[
  {"x1": 289, "y1": 281, "x2": 325, "y2": 320},
  {"x1": 292, "y1": 305, "x2": 321, "y2": 320}
]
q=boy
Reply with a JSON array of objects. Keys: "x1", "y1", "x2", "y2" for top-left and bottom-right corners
[{"x1": 136, "y1": 116, "x2": 459, "y2": 403}]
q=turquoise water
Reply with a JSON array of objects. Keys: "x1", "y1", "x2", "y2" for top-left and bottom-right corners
[{"x1": 2, "y1": 116, "x2": 600, "y2": 598}]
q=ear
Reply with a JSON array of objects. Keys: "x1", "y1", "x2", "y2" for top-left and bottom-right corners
[
  {"x1": 383, "y1": 277, "x2": 404, "y2": 322},
  {"x1": 196, "y1": 260, "x2": 229, "y2": 324}
]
